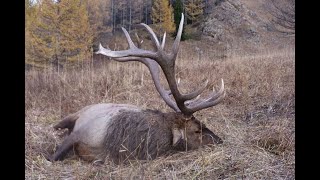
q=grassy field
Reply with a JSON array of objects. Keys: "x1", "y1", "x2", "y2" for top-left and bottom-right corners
[{"x1": 25, "y1": 40, "x2": 295, "y2": 179}]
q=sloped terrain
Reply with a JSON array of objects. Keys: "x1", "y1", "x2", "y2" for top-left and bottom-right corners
[{"x1": 201, "y1": 0, "x2": 294, "y2": 52}]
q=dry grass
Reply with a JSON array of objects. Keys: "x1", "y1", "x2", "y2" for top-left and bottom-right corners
[{"x1": 25, "y1": 41, "x2": 295, "y2": 179}]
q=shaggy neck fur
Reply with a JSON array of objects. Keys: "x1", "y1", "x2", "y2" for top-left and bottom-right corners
[{"x1": 104, "y1": 109, "x2": 185, "y2": 163}]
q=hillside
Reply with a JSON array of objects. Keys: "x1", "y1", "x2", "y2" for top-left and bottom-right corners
[{"x1": 200, "y1": 0, "x2": 294, "y2": 52}]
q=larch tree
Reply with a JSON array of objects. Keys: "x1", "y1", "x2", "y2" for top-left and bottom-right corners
[
  {"x1": 25, "y1": 0, "x2": 39, "y2": 66},
  {"x1": 185, "y1": 0, "x2": 204, "y2": 24},
  {"x1": 26, "y1": 0, "x2": 59, "y2": 67},
  {"x1": 151, "y1": 0, "x2": 175, "y2": 34},
  {"x1": 26, "y1": 0, "x2": 93, "y2": 68},
  {"x1": 58, "y1": 0, "x2": 93, "y2": 63}
]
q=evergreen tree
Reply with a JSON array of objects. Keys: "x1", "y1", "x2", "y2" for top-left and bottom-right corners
[{"x1": 173, "y1": 0, "x2": 186, "y2": 40}]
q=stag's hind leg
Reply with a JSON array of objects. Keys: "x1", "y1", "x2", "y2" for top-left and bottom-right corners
[
  {"x1": 51, "y1": 132, "x2": 79, "y2": 161},
  {"x1": 74, "y1": 142, "x2": 107, "y2": 165},
  {"x1": 54, "y1": 114, "x2": 79, "y2": 134}
]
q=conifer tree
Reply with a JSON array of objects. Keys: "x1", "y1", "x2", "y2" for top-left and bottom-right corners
[
  {"x1": 151, "y1": 0, "x2": 175, "y2": 34},
  {"x1": 26, "y1": 0, "x2": 58, "y2": 66},
  {"x1": 173, "y1": 0, "x2": 186, "y2": 40},
  {"x1": 25, "y1": 0, "x2": 39, "y2": 65},
  {"x1": 26, "y1": 0, "x2": 93, "y2": 67},
  {"x1": 185, "y1": 0, "x2": 204, "y2": 24}
]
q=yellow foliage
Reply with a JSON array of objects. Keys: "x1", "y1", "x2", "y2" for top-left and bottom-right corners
[
  {"x1": 25, "y1": 0, "x2": 93, "y2": 67},
  {"x1": 151, "y1": 0, "x2": 175, "y2": 34},
  {"x1": 185, "y1": 0, "x2": 204, "y2": 23}
]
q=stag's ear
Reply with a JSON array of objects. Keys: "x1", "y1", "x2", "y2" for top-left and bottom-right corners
[{"x1": 172, "y1": 128, "x2": 185, "y2": 146}]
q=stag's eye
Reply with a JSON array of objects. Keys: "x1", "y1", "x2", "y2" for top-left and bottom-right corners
[{"x1": 195, "y1": 130, "x2": 201, "y2": 134}]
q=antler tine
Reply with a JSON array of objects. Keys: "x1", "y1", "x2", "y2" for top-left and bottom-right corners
[
  {"x1": 171, "y1": 13, "x2": 184, "y2": 59},
  {"x1": 96, "y1": 43, "x2": 157, "y2": 59},
  {"x1": 140, "y1": 23, "x2": 161, "y2": 49},
  {"x1": 96, "y1": 26, "x2": 159, "y2": 59},
  {"x1": 121, "y1": 27, "x2": 137, "y2": 49},
  {"x1": 206, "y1": 79, "x2": 225, "y2": 102},
  {"x1": 186, "y1": 79, "x2": 225, "y2": 114},
  {"x1": 143, "y1": 59, "x2": 180, "y2": 111},
  {"x1": 161, "y1": 32, "x2": 166, "y2": 50},
  {"x1": 188, "y1": 91, "x2": 225, "y2": 113},
  {"x1": 181, "y1": 79, "x2": 209, "y2": 100}
]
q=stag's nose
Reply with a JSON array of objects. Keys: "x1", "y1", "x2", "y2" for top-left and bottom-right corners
[
  {"x1": 201, "y1": 128, "x2": 223, "y2": 144},
  {"x1": 214, "y1": 136, "x2": 223, "y2": 144}
]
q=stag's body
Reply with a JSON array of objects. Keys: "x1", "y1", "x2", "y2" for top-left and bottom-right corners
[
  {"x1": 52, "y1": 103, "x2": 222, "y2": 163},
  {"x1": 51, "y1": 14, "x2": 225, "y2": 164}
]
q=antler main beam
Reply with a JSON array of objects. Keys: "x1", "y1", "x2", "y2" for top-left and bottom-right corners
[{"x1": 96, "y1": 13, "x2": 225, "y2": 116}]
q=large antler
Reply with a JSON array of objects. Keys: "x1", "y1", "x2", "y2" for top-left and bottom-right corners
[{"x1": 96, "y1": 14, "x2": 225, "y2": 116}]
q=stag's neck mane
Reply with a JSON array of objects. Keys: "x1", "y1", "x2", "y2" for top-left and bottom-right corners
[{"x1": 103, "y1": 108, "x2": 185, "y2": 161}]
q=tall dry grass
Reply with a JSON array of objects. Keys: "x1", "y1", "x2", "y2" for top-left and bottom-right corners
[{"x1": 25, "y1": 42, "x2": 294, "y2": 179}]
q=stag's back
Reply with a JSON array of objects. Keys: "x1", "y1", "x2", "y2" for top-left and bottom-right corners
[
  {"x1": 58, "y1": 103, "x2": 174, "y2": 163},
  {"x1": 73, "y1": 104, "x2": 141, "y2": 147}
]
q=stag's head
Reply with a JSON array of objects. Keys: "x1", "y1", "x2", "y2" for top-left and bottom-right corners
[{"x1": 96, "y1": 14, "x2": 225, "y2": 148}]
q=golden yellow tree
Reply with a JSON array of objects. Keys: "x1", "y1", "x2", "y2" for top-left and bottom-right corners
[
  {"x1": 151, "y1": 0, "x2": 175, "y2": 34},
  {"x1": 58, "y1": 0, "x2": 93, "y2": 62},
  {"x1": 26, "y1": 0, "x2": 62, "y2": 67},
  {"x1": 26, "y1": 0, "x2": 93, "y2": 68},
  {"x1": 185, "y1": 0, "x2": 204, "y2": 24},
  {"x1": 26, "y1": 0, "x2": 41, "y2": 66}
]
